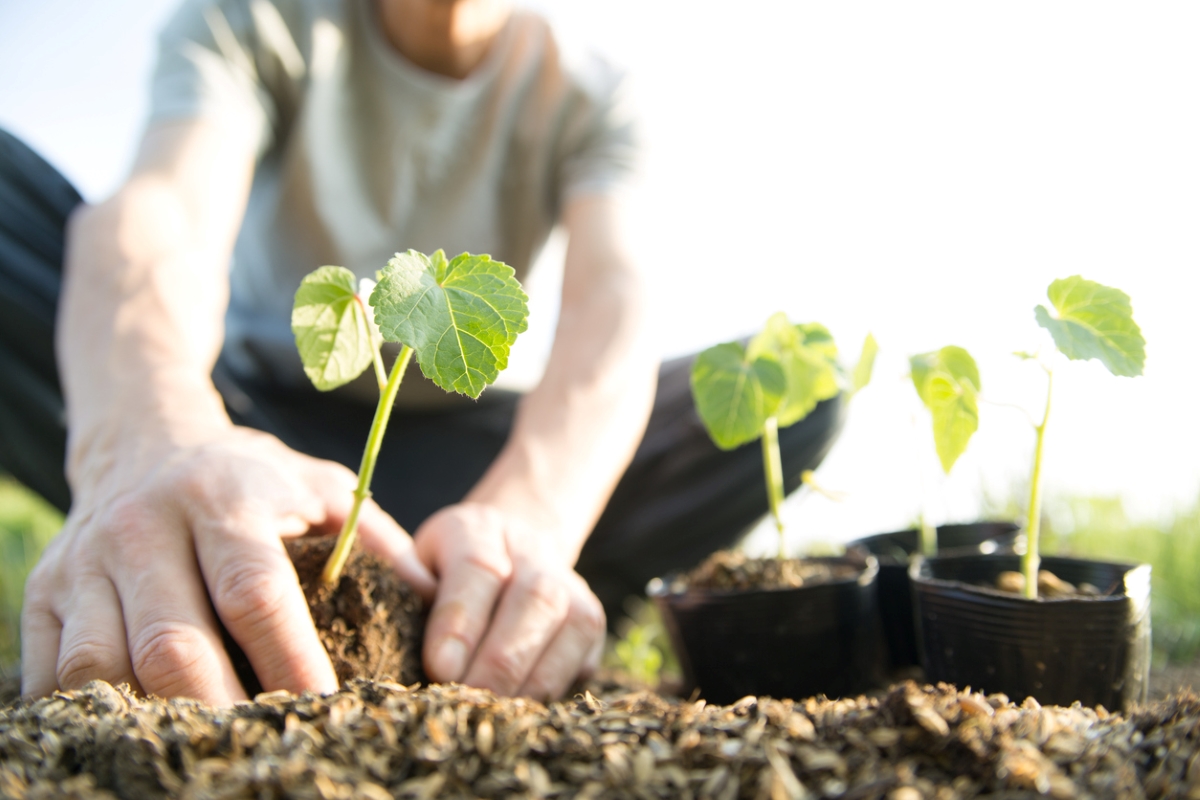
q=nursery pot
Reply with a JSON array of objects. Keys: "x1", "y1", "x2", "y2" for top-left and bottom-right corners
[
  {"x1": 848, "y1": 522, "x2": 1020, "y2": 669},
  {"x1": 648, "y1": 554, "x2": 881, "y2": 704},
  {"x1": 911, "y1": 553, "x2": 1150, "y2": 711}
]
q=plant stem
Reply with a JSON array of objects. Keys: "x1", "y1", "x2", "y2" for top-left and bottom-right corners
[
  {"x1": 1021, "y1": 368, "x2": 1053, "y2": 599},
  {"x1": 355, "y1": 295, "x2": 388, "y2": 391},
  {"x1": 920, "y1": 516, "x2": 937, "y2": 558},
  {"x1": 322, "y1": 345, "x2": 414, "y2": 586},
  {"x1": 761, "y1": 416, "x2": 787, "y2": 560}
]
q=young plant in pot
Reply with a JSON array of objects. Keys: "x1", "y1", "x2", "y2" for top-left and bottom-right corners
[
  {"x1": 910, "y1": 276, "x2": 1150, "y2": 710},
  {"x1": 228, "y1": 250, "x2": 528, "y2": 694},
  {"x1": 647, "y1": 313, "x2": 880, "y2": 704},
  {"x1": 848, "y1": 346, "x2": 1018, "y2": 669}
]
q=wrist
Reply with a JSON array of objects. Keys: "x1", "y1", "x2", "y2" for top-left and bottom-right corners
[{"x1": 65, "y1": 374, "x2": 232, "y2": 501}]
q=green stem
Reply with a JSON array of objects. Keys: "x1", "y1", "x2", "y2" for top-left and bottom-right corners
[
  {"x1": 761, "y1": 416, "x2": 787, "y2": 560},
  {"x1": 920, "y1": 516, "x2": 937, "y2": 558},
  {"x1": 1021, "y1": 368, "x2": 1053, "y2": 599},
  {"x1": 322, "y1": 345, "x2": 414, "y2": 586},
  {"x1": 355, "y1": 295, "x2": 388, "y2": 391}
]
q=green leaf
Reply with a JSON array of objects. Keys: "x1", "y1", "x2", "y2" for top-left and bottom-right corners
[
  {"x1": 910, "y1": 345, "x2": 980, "y2": 405},
  {"x1": 910, "y1": 346, "x2": 981, "y2": 473},
  {"x1": 926, "y1": 372, "x2": 980, "y2": 473},
  {"x1": 691, "y1": 342, "x2": 787, "y2": 450},
  {"x1": 291, "y1": 265, "x2": 377, "y2": 391},
  {"x1": 747, "y1": 313, "x2": 840, "y2": 427},
  {"x1": 1034, "y1": 276, "x2": 1145, "y2": 377},
  {"x1": 850, "y1": 333, "x2": 878, "y2": 395},
  {"x1": 371, "y1": 250, "x2": 529, "y2": 398}
]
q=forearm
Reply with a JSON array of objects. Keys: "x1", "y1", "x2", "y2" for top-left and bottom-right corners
[
  {"x1": 466, "y1": 197, "x2": 658, "y2": 561},
  {"x1": 58, "y1": 121, "x2": 254, "y2": 500}
]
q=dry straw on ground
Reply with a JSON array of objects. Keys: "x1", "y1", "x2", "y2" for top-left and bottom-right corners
[{"x1": 2, "y1": 678, "x2": 1199, "y2": 799}]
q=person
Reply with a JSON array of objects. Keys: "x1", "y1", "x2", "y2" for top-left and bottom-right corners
[{"x1": 0, "y1": 0, "x2": 843, "y2": 705}]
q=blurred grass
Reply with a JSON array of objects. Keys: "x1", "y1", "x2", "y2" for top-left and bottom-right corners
[{"x1": 0, "y1": 476, "x2": 63, "y2": 669}]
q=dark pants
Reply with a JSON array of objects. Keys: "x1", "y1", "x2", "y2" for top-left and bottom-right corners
[{"x1": 0, "y1": 129, "x2": 844, "y2": 621}]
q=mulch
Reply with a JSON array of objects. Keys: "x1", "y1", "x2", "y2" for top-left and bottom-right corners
[{"x1": 1, "y1": 674, "x2": 1198, "y2": 799}]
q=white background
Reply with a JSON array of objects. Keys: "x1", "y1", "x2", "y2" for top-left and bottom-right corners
[{"x1": 2, "y1": 2, "x2": 1198, "y2": 551}]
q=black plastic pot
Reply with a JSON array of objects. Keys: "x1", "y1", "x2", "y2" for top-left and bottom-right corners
[
  {"x1": 847, "y1": 522, "x2": 1020, "y2": 669},
  {"x1": 911, "y1": 553, "x2": 1151, "y2": 711},
  {"x1": 648, "y1": 554, "x2": 881, "y2": 704}
]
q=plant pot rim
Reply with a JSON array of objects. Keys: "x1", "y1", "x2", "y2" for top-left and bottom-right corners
[
  {"x1": 647, "y1": 554, "x2": 879, "y2": 600},
  {"x1": 909, "y1": 552, "x2": 1149, "y2": 605}
]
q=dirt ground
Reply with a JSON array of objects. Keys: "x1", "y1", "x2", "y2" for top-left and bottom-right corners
[{"x1": 1, "y1": 670, "x2": 1199, "y2": 799}]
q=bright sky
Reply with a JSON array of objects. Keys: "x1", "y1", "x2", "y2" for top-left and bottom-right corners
[{"x1": 2, "y1": 2, "x2": 1198, "y2": 550}]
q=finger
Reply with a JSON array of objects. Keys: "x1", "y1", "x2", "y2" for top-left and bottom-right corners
[
  {"x1": 55, "y1": 574, "x2": 141, "y2": 693},
  {"x1": 517, "y1": 577, "x2": 606, "y2": 701},
  {"x1": 194, "y1": 510, "x2": 338, "y2": 696},
  {"x1": 104, "y1": 507, "x2": 248, "y2": 704},
  {"x1": 356, "y1": 499, "x2": 437, "y2": 600},
  {"x1": 462, "y1": 564, "x2": 571, "y2": 697},
  {"x1": 20, "y1": 603, "x2": 62, "y2": 698},
  {"x1": 419, "y1": 517, "x2": 513, "y2": 683}
]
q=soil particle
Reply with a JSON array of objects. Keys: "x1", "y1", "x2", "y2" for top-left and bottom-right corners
[
  {"x1": 3, "y1": 679, "x2": 1199, "y2": 799},
  {"x1": 682, "y1": 550, "x2": 860, "y2": 592}
]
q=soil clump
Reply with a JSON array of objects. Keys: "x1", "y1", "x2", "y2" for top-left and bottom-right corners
[
  {"x1": 682, "y1": 550, "x2": 860, "y2": 592},
  {"x1": 231, "y1": 536, "x2": 427, "y2": 695}
]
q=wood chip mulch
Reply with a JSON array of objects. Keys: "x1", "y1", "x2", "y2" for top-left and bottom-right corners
[{"x1": 1, "y1": 678, "x2": 1198, "y2": 799}]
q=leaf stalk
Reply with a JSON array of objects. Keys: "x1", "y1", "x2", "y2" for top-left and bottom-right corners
[
  {"x1": 761, "y1": 416, "x2": 787, "y2": 560},
  {"x1": 322, "y1": 345, "x2": 414, "y2": 586},
  {"x1": 1021, "y1": 367, "x2": 1053, "y2": 599}
]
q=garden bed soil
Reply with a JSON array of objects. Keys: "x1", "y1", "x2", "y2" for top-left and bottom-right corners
[
  {"x1": 3, "y1": 678, "x2": 1200, "y2": 799},
  {"x1": 680, "y1": 551, "x2": 860, "y2": 592},
  {"x1": 231, "y1": 536, "x2": 428, "y2": 695}
]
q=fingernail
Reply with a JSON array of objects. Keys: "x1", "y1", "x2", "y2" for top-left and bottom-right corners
[{"x1": 432, "y1": 639, "x2": 467, "y2": 682}]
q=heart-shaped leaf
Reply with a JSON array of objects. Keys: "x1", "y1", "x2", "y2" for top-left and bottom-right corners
[
  {"x1": 911, "y1": 345, "x2": 981, "y2": 473},
  {"x1": 371, "y1": 250, "x2": 529, "y2": 398},
  {"x1": 691, "y1": 342, "x2": 787, "y2": 450},
  {"x1": 747, "y1": 313, "x2": 840, "y2": 427},
  {"x1": 1034, "y1": 276, "x2": 1145, "y2": 377},
  {"x1": 291, "y1": 265, "x2": 376, "y2": 391}
]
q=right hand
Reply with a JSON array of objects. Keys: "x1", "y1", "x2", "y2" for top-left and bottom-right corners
[{"x1": 20, "y1": 426, "x2": 435, "y2": 704}]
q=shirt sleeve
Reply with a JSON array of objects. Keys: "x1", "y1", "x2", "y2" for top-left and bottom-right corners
[
  {"x1": 557, "y1": 52, "x2": 642, "y2": 201},
  {"x1": 149, "y1": 0, "x2": 278, "y2": 157}
]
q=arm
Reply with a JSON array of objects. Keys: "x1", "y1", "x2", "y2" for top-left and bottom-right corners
[
  {"x1": 22, "y1": 119, "x2": 432, "y2": 703},
  {"x1": 416, "y1": 193, "x2": 659, "y2": 699}
]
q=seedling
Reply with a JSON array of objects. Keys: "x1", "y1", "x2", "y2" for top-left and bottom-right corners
[
  {"x1": 291, "y1": 250, "x2": 528, "y2": 585},
  {"x1": 910, "y1": 346, "x2": 983, "y2": 556},
  {"x1": 690, "y1": 313, "x2": 876, "y2": 560},
  {"x1": 1017, "y1": 276, "x2": 1145, "y2": 598}
]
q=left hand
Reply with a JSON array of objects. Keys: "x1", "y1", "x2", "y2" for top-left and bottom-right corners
[{"x1": 413, "y1": 502, "x2": 606, "y2": 701}]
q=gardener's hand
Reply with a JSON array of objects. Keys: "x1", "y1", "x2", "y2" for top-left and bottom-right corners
[
  {"x1": 21, "y1": 427, "x2": 435, "y2": 704},
  {"x1": 415, "y1": 502, "x2": 605, "y2": 701}
]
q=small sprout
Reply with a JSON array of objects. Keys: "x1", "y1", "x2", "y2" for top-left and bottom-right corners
[
  {"x1": 909, "y1": 346, "x2": 982, "y2": 556},
  {"x1": 691, "y1": 315, "x2": 872, "y2": 560},
  {"x1": 1019, "y1": 276, "x2": 1144, "y2": 598},
  {"x1": 292, "y1": 250, "x2": 528, "y2": 585}
]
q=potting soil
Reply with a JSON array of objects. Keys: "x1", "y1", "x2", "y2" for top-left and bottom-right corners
[{"x1": 682, "y1": 551, "x2": 860, "y2": 592}]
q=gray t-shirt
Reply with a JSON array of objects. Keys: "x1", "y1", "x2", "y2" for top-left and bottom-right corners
[{"x1": 150, "y1": 0, "x2": 639, "y2": 405}]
